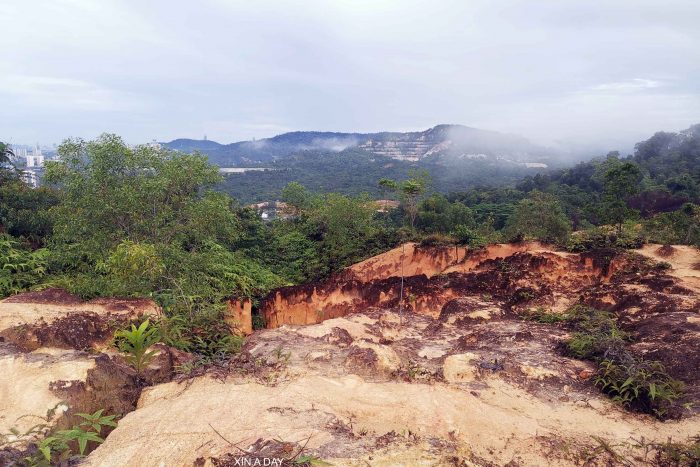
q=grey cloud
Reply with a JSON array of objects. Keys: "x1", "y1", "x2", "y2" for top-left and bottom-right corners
[{"x1": 1, "y1": 0, "x2": 698, "y2": 153}]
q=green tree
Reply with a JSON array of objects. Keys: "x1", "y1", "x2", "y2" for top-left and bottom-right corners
[
  {"x1": 504, "y1": 191, "x2": 571, "y2": 244},
  {"x1": 281, "y1": 181, "x2": 312, "y2": 213},
  {"x1": 379, "y1": 170, "x2": 430, "y2": 229},
  {"x1": 308, "y1": 193, "x2": 379, "y2": 272},
  {"x1": 0, "y1": 181, "x2": 59, "y2": 246},
  {"x1": 44, "y1": 134, "x2": 235, "y2": 267},
  {"x1": 600, "y1": 162, "x2": 643, "y2": 234}
]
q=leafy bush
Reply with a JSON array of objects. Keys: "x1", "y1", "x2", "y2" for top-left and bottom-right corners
[
  {"x1": 562, "y1": 304, "x2": 686, "y2": 418},
  {"x1": 419, "y1": 233, "x2": 456, "y2": 247},
  {"x1": 0, "y1": 234, "x2": 48, "y2": 297},
  {"x1": 566, "y1": 226, "x2": 643, "y2": 252},
  {"x1": 156, "y1": 304, "x2": 243, "y2": 360},
  {"x1": 114, "y1": 320, "x2": 160, "y2": 374},
  {"x1": 97, "y1": 240, "x2": 164, "y2": 296},
  {"x1": 452, "y1": 225, "x2": 487, "y2": 248},
  {"x1": 596, "y1": 358, "x2": 685, "y2": 418}
]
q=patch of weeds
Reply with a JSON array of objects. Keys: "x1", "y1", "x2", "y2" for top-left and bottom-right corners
[
  {"x1": 25, "y1": 409, "x2": 117, "y2": 466},
  {"x1": 0, "y1": 403, "x2": 66, "y2": 452},
  {"x1": 294, "y1": 454, "x2": 331, "y2": 466},
  {"x1": 652, "y1": 436, "x2": 700, "y2": 466},
  {"x1": 272, "y1": 346, "x2": 291, "y2": 366},
  {"x1": 155, "y1": 303, "x2": 244, "y2": 359},
  {"x1": 399, "y1": 360, "x2": 432, "y2": 381},
  {"x1": 596, "y1": 359, "x2": 685, "y2": 419},
  {"x1": 582, "y1": 435, "x2": 700, "y2": 466},
  {"x1": 521, "y1": 306, "x2": 570, "y2": 324},
  {"x1": 654, "y1": 261, "x2": 672, "y2": 271},
  {"x1": 562, "y1": 304, "x2": 687, "y2": 419},
  {"x1": 563, "y1": 305, "x2": 630, "y2": 360}
]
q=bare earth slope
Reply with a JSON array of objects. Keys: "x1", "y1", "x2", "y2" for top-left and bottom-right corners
[
  {"x1": 85, "y1": 243, "x2": 700, "y2": 466},
  {"x1": 0, "y1": 290, "x2": 162, "y2": 462}
]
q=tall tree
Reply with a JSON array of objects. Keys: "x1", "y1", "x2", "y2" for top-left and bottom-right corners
[
  {"x1": 504, "y1": 191, "x2": 571, "y2": 244},
  {"x1": 380, "y1": 170, "x2": 430, "y2": 229},
  {"x1": 600, "y1": 162, "x2": 643, "y2": 234}
]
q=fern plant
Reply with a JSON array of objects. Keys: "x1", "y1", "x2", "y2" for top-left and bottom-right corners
[
  {"x1": 0, "y1": 234, "x2": 48, "y2": 297},
  {"x1": 114, "y1": 320, "x2": 160, "y2": 373}
]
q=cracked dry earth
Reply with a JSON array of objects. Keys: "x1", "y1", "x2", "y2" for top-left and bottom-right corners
[{"x1": 1, "y1": 243, "x2": 700, "y2": 466}]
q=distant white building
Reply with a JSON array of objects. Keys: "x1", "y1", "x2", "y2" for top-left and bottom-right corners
[{"x1": 26, "y1": 146, "x2": 44, "y2": 167}]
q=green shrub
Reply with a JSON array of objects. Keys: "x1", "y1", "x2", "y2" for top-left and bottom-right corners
[
  {"x1": 563, "y1": 304, "x2": 686, "y2": 419},
  {"x1": 114, "y1": 320, "x2": 160, "y2": 374},
  {"x1": 564, "y1": 306, "x2": 629, "y2": 360},
  {"x1": 29, "y1": 409, "x2": 116, "y2": 465},
  {"x1": 520, "y1": 307, "x2": 570, "y2": 324},
  {"x1": 96, "y1": 240, "x2": 164, "y2": 297},
  {"x1": 595, "y1": 358, "x2": 685, "y2": 418},
  {"x1": 156, "y1": 304, "x2": 243, "y2": 360},
  {"x1": 452, "y1": 225, "x2": 487, "y2": 248},
  {"x1": 566, "y1": 226, "x2": 643, "y2": 252}
]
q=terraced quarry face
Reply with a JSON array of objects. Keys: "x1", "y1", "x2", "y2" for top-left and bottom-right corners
[{"x1": 2, "y1": 243, "x2": 700, "y2": 466}]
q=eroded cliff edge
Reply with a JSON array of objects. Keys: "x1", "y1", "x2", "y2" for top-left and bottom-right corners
[{"x1": 84, "y1": 242, "x2": 700, "y2": 466}]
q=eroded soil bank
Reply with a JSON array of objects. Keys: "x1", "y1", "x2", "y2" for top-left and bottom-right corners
[
  {"x1": 2, "y1": 243, "x2": 699, "y2": 466},
  {"x1": 0, "y1": 290, "x2": 171, "y2": 464},
  {"x1": 86, "y1": 243, "x2": 700, "y2": 466}
]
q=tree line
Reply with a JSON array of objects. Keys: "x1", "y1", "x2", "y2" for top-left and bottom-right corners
[{"x1": 1, "y1": 128, "x2": 699, "y2": 357}]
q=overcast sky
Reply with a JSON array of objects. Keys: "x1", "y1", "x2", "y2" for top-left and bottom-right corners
[{"x1": 2, "y1": 0, "x2": 699, "y2": 153}]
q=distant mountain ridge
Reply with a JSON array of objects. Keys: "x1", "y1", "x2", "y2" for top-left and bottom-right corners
[{"x1": 162, "y1": 124, "x2": 556, "y2": 167}]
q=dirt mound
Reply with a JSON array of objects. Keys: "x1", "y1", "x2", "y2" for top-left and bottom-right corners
[
  {"x1": 1, "y1": 312, "x2": 127, "y2": 351},
  {"x1": 2, "y1": 287, "x2": 83, "y2": 304},
  {"x1": 0, "y1": 289, "x2": 160, "y2": 336},
  {"x1": 656, "y1": 244, "x2": 677, "y2": 257}
]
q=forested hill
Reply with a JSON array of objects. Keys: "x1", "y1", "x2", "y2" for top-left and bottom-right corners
[
  {"x1": 218, "y1": 148, "x2": 551, "y2": 203},
  {"x1": 448, "y1": 123, "x2": 700, "y2": 232},
  {"x1": 162, "y1": 124, "x2": 558, "y2": 166}
]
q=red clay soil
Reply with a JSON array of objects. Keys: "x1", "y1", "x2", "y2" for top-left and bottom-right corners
[
  {"x1": 258, "y1": 244, "x2": 616, "y2": 328},
  {"x1": 3, "y1": 288, "x2": 83, "y2": 304},
  {"x1": 656, "y1": 244, "x2": 677, "y2": 257}
]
